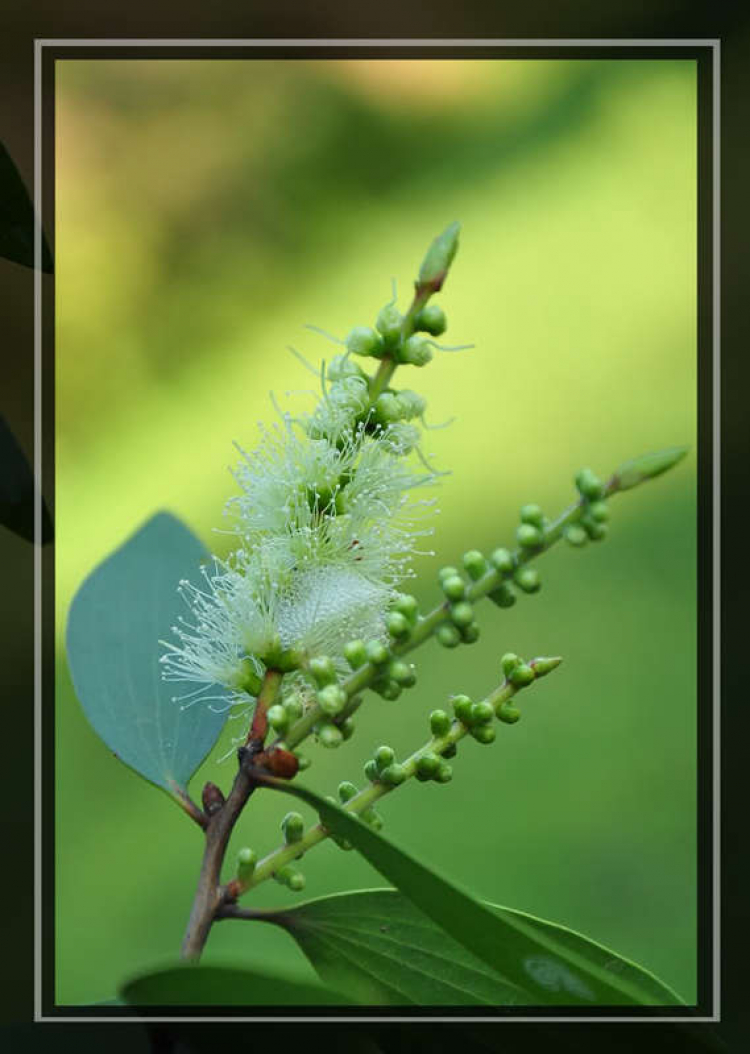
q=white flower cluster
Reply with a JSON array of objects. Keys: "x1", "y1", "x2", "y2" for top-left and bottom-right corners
[{"x1": 161, "y1": 354, "x2": 437, "y2": 713}]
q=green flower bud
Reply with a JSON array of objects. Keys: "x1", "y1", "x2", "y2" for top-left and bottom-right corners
[
  {"x1": 520, "y1": 504, "x2": 545, "y2": 528},
  {"x1": 489, "y1": 582, "x2": 516, "y2": 609},
  {"x1": 514, "y1": 567, "x2": 541, "y2": 594},
  {"x1": 317, "y1": 684, "x2": 347, "y2": 716},
  {"x1": 395, "y1": 390, "x2": 427, "y2": 421},
  {"x1": 380, "y1": 763, "x2": 407, "y2": 786},
  {"x1": 442, "y1": 742, "x2": 457, "y2": 759},
  {"x1": 415, "y1": 303, "x2": 447, "y2": 336},
  {"x1": 460, "y1": 621, "x2": 481, "y2": 644},
  {"x1": 564, "y1": 523, "x2": 588, "y2": 547},
  {"x1": 373, "y1": 392, "x2": 402, "y2": 425},
  {"x1": 392, "y1": 593, "x2": 419, "y2": 624},
  {"x1": 471, "y1": 700, "x2": 495, "y2": 725},
  {"x1": 283, "y1": 695, "x2": 304, "y2": 721},
  {"x1": 418, "y1": 222, "x2": 460, "y2": 291},
  {"x1": 267, "y1": 704, "x2": 289, "y2": 732},
  {"x1": 436, "y1": 762, "x2": 453, "y2": 783},
  {"x1": 430, "y1": 709, "x2": 452, "y2": 737},
  {"x1": 441, "y1": 574, "x2": 466, "y2": 601},
  {"x1": 497, "y1": 702, "x2": 521, "y2": 724},
  {"x1": 436, "y1": 623, "x2": 462, "y2": 648},
  {"x1": 530, "y1": 655, "x2": 563, "y2": 678},
  {"x1": 575, "y1": 467, "x2": 604, "y2": 501},
  {"x1": 337, "y1": 780, "x2": 358, "y2": 803},
  {"x1": 389, "y1": 660, "x2": 416, "y2": 687},
  {"x1": 364, "y1": 759, "x2": 379, "y2": 782},
  {"x1": 344, "y1": 639, "x2": 367, "y2": 669},
  {"x1": 489, "y1": 547, "x2": 514, "y2": 573},
  {"x1": 416, "y1": 752, "x2": 441, "y2": 780},
  {"x1": 317, "y1": 723, "x2": 343, "y2": 748},
  {"x1": 501, "y1": 653, "x2": 520, "y2": 676},
  {"x1": 361, "y1": 808, "x2": 384, "y2": 830},
  {"x1": 439, "y1": 565, "x2": 460, "y2": 581},
  {"x1": 282, "y1": 812, "x2": 304, "y2": 844},
  {"x1": 309, "y1": 655, "x2": 336, "y2": 687},
  {"x1": 584, "y1": 519, "x2": 608, "y2": 541},
  {"x1": 517, "y1": 523, "x2": 543, "y2": 549},
  {"x1": 327, "y1": 354, "x2": 366, "y2": 382},
  {"x1": 365, "y1": 639, "x2": 390, "y2": 666},
  {"x1": 614, "y1": 446, "x2": 688, "y2": 491},
  {"x1": 386, "y1": 611, "x2": 411, "y2": 640},
  {"x1": 462, "y1": 550, "x2": 487, "y2": 581},
  {"x1": 237, "y1": 847, "x2": 257, "y2": 882},
  {"x1": 589, "y1": 500, "x2": 609, "y2": 523},
  {"x1": 510, "y1": 663, "x2": 535, "y2": 687},
  {"x1": 451, "y1": 694, "x2": 473, "y2": 725},
  {"x1": 376, "y1": 679, "x2": 402, "y2": 701},
  {"x1": 346, "y1": 325, "x2": 385, "y2": 358},
  {"x1": 471, "y1": 724, "x2": 496, "y2": 745},
  {"x1": 374, "y1": 745, "x2": 396, "y2": 772},
  {"x1": 449, "y1": 600, "x2": 474, "y2": 628},
  {"x1": 340, "y1": 716, "x2": 356, "y2": 741},
  {"x1": 295, "y1": 753, "x2": 311, "y2": 771},
  {"x1": 376, "y1": 303, "x2": 403, "y2": 348},
  {"x1": 400, "y1": 334, "x2": 433, "y2": 367},
  {"x1": 275, "y1": 865, "x2": 305, "y2": 891}
]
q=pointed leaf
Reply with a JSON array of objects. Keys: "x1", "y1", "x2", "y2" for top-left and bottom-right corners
[
  {"x1": 66, "y1": 512, "x2": 228, "y2": 798},
  {"x1": 0, "y1": 141, "x2": 53, "y2": 272},
  {"x1": 120, "y1": 963, "x2": 349, "y2": 1006},
  {"x1": 264, "y1": 888, "x2": 683, "y2": 1007},
  {"x1": 261, "y1": 781, "x2": 684, "y2": 1007}
]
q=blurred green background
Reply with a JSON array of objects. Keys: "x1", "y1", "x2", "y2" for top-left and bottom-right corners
[{"x1": 55, "y1": 58, "x2": 696, "y2": 1006}]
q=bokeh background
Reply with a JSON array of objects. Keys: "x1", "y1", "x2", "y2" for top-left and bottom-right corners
[{"x1": 55, "y1": 58, "x2": 697, "y2": 1006}]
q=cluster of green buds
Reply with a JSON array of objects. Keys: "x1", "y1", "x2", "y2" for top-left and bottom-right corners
[{"x1": 564, "y1": 468, "x2": 611, "y2": 546}]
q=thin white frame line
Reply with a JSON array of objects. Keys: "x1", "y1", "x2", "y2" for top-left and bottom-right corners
[{"x1": 35, "y1": 38, "x2": 720, "y2": 1025}]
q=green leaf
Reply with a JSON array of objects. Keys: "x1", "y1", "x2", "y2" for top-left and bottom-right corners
[
  {"x1": 261, "y1": 781, "x2": 684, "y2": 1007},
  {"x1": 0, "y1": 141, "x2": 53, "y2": 272},
  {"x1": 120, "y1": 963, "x2": 349, "y2": 1006},
  {"x1": 66, "y1": 512, "x2": 228, "y2": 799},
  {"x1": 263, "y1": 888, "x2": 682, "y2": 1007}
]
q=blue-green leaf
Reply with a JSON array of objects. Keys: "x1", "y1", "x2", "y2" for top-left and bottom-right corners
[
  {"x1": 66, "y1": 512, "x2": 228, "y2": 799},
  {"x1": 261, "y1": 781, "x2": 684, "y2": 1007},
  {"x1": 120, "y1": 963, "x2": 349, "y2": 1006}
]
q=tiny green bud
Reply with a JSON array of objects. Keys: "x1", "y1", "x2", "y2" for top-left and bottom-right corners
[
  {"x1": 439, "y1": 565, "x2": 460, "y2": 581},
  {"x1": 376, "y1": 303, "x2": 403, "y2": 347},
  {"x1": 340, "y1": 716, "x2": 356, "y2": 741},
  {"x1": 462, "y1": 549, "x2": 487, "y2": 581},
  {"x1": 376, "y1": 679, "x2": 402, "y2": 701},
  {"x1": 517, "y1": 523, "x2": 544, "y2": 548},
  {"x1": 489, "y1": 582, "x2": 516, "y2": 609},
  {"x1": 471, "y1": 724, "x2": 496, "y2": 745},
  {"x1": 337, "y1": 780, "x2": 358, "y2": 803},
  {"x1": 530, "y1": 655, "x2": 563, "y2": 679},
  {"x1": 452, "y1": 694, "x2": 473, "y2": 725},
  {"x1": 442, "y1": 742, "x2": 457, "y2": 759},
  {"x1": 275, "y1": 865, "x2": 305, "y2": 891},
  {"x1": 471, "y1": 700, "x2": 495, "y2": 725},
  {"x1": 510, "y1": 663, "x2": 535, "y2": 687},
  {"x1": 418, "y1": 221, "x2": 460, "y2": 291},
  {"x1": 519, "y1": 503, "x2": 545, "y2": 528},
  {"x1": 344, "y1": 639, "x2": 367, "y2": 669},
  {"x1": 295, "y1": 753, "x2": 311, "y2": 771},
  {"x1": 392, "y1": 593, "x2": 419, "y2": 624},
  {"x1": 489, "y1": 547, "x2": 514, "y2": 573},
  {"x1": 317, "y1": 723, "x2": 343, "y2": 748},
  {"x1": 380, "y1": 763, "x2": 407, "y2": 786},
  {"x1": 400, "y1": 334, "x2": 433, "y2": 367},
  {"x1": 564, "y1": 523, "x2": 587, "y2": 547},
  {"x1": 497, "y1": 702, "x2": 521, "y2": 724},
  {"x1": 436, "y1": 623, "x2": 462, "y2": 648},
  {"x1": 317, "y1": 683, "x2": 347, "y2": 716},
  {"x1": 416, "y1": 752, "x2": 441, "y2": 779},
  {"x1": 282, "y1": 812, "x2": 304, "y2": 844},
  {"x1": 389, "y1": 660, "x2": 416, "y2": 687},
  {"x1": 514, "y1": 567, "x2": 541, "y2": 594},
  {"x1": 346, "y1": 325, "x2": 385, "y2": 358},
  {"x1": 364, "y1": 759, "x2": 379, "y2": 782},
  {"x1": 441, "y1": 574, "x2": 466, "y2": 601},
  {"x1": 614, "y1": 446, "x2": 688, "y2": 490},
  {"x1": 430, "y1": 709, "x2": 452, "y2": 737},
  {"x1": 373, "y1": 391, "x2": 402, "y2": 424},
  {"x1": 309, "y1": 655, "x2": 336, "y2": 687},
  {"x1": 584, "y1": 519, "x2": 609, "y2": 541},
  {"x1": 386, "y1": 611, "x2": 411, "y2": 640},
  {"x1": 460, "y1": 621, "x2": 481, "y2": 644},
  {"x1": 589, "y1": 500, "x2": 609, "y2": 523},
  {"x1": 361, "y1": 808, "x2": 383, "y2": 830},
  {"x1": 365, "y1": 639, "x2": 390, "y2": 666},
  {"x1": 501, "y1": 652, "x2": 520, "y2": 677},
  {"x1": 415, "y1": 303, "x2": 447, "y2": 336},
  {"x1": 374, "y1": 745, "x2": 395, "y2": 772},
  {"x1": 267, "y1": 704, "x2": 289, "y2": 732},
  {"x1": 449, "y1": 601, "x2": 474, "y2": 628},
  {"x1": 283, "y1": 695, "x2": 304, "y2": 721},
  {"x1": 575, "y1": 467, "x2": 604, "y2": 501},
  {"x1": 237, "y1": 847, "x2": 257, "y2": 882},
  {"x1": 395, "y1": 390, "x2": 427, "y2": 420},
  {"x1": 436, "y1": 762, "x2": 453, "y2": 784}
]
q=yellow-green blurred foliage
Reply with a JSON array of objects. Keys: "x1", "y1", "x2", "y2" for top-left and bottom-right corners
[{"x1": 55, "y1": 59, "x2": 697, "y2": 1005}]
